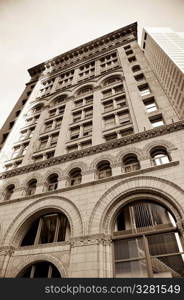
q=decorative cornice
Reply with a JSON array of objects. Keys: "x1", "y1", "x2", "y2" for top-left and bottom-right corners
[
  {"x1": 28, "y1": 22, "x2": 137, "y2": 77},
  {"x1": 70, "y1": 234, "x2": 112, "y2": 247},
  {"x1": 1, "y1": 120, "x2": 183, "y2": 179}
]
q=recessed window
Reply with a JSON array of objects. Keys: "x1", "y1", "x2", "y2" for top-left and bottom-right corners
[
  {"x1": 26, "y1": 179, "x2": 37, "y2": 196},
  {"x1": 150, "y1": 116, "x2": 164, "y2": 128},
  {"x1": 118, "y1": 111, "x2": 130, "y2": 125},
  {"x1": 67, "y1": 144, "x2": 78, "y2": 153},
  {"x1": 150, "y1": 147, "x2": 170, "y2": 166},
  {"x1": 4, "y1": 184, "x2": 15, "y2": 200},
  {"x1": 46, "y1": 151, "x2": 55, "y2": 159},
  {"x1": 46, "y1": 174, "x2": 58, "y2": 191},
  {"x1": 69, "y1": 168, "x2": 82, "y2": 186},
  {"x1": 39, "y1": 137, "x2": 48, "y2": 149},
  {"x1": 134, "y1": 73, "x2": 145, "y2": 82},
  {"x1": 81, "y1": 140, "x2": 92, "y2": 149},
  {"x1": 144, "y1": 98, "x2": 158, "y2": 113},
  {"x1": 105, "y1": 132, "x2": 117, "y2": 141},
  {"x1": 132, "y1": 65, "x2": 141, "y2": 73},
  {"x1": 138, "y1": 84, "x2": 151, "y2": 97},
  {"x1": 83, "y1": 122, "x2": 92, "y2": 136},
  {"x1": 70, "y1": 126, "x2": 80, "y2": 140},
  {"x1": 50, "y1": 133, "x2": 59, "y2": 146},
  {"x1": 73, "y1": 111, "x2": 82, "y2": 122},
  {"x1": 104, "y1": 115, "x2": 115, "y2": 129},
  {"x1": 128, "y1": 56, "x2": 136, "y2": 63},
  {"x1": 97, "y1": 160, "x2": 112, "y2": 179},
  {"x1": 103, "y1": 100, "x2": 114, "y2": 112},
  {"x1": 122, "y1": 154, "x2": 140, "y2": 173}
]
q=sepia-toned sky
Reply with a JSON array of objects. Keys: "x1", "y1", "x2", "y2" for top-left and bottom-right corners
[{"x1": 0, "y1": 0, "x2": 183, "y2": 128}]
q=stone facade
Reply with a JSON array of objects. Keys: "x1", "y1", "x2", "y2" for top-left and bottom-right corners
[{"x1": 0, "y1": 22, "x2": 184, "y2": 278}]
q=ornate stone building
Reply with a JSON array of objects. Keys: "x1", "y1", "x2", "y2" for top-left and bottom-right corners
[{"x1": 0, "y1": 22, "x2": 184, "y2": 278}]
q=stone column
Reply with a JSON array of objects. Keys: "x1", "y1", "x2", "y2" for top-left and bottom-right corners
[
  {"x1": 55, "y1": 97, "x2": 73, "y2": 156},
  {"x1": 92, "y1": 87, "x2": 104, "y2": 145}
]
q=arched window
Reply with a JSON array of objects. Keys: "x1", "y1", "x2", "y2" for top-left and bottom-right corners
[
  {"x1": 122, "y1": 154, "x2": 140, "y2": 173},
  {"x1": 4, "y1": 184, "x2": 15, "y2": 200},
  {"x1": 103, "y1": 76, "x2": 121, "y2": 87},
  {"x1": 46, "y1": 173, "x2": 58, "y2": 191},
  {"x1": 77, "y1": 85, "x2": 93, "y2": 96},
  {"x1": 53, "y1": 94, "x2": 67, "y2": 106},
  {"x1": 150, "y1": 147, "x2": 170, "y2": 166},
  {"x1": 32, "y1": 104, "x2": 43, "y2": 114},
  {"x1": 69, "y1": 168, "x2": 82, "y2": 186},
  {"x1": 97, "y1": 160, "x2": 112, "y2": 179},
  {"x1": 21, "y1": 212, "x2": 70, "y2": 246},
  {"x1": 26, "y1": 179, "x2": 37, "y2": 196},
  {"x1": 113, "y1": 200, "x2": 184, "y2": 278},
  {"x1": 132, "y1": 65, "x2": 141, "y2": 72},
  {"x1": 18, "y1": 261, "x2": 61, "y2": 278}
]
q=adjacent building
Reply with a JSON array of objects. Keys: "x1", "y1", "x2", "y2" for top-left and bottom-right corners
[
  {"x1": 142, "y1": 27, "x2": 184, "y2": 119},
  {"x1": 0, "y1": 22, "x2": 184, "y2": 278}
]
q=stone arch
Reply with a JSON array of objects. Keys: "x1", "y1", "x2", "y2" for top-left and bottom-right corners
[
  {"x1": 2, "y1": 195, "x2": 83, "y2": 247},
  {"x1": 98, "y1": 72, "x2": 124, "y2": 87},
  {"x1": 21, "y1": 172, "x2": 43, "y2": 188},
  {"x1": 0, "y1": 178, "x2": 20, "y2": 200},
  {"x1": 48, "y1": 92, "x2": 69, "y2": 107},
  {"x1": 43, "y1": 167, "x2": 63, "y2": 182},
  {"x1": 89, "y1": 154, "x2": 116, "y2": 171},
  {"x1": 88, "y1": 176, "x2": 184, "y2": 235},
  {"x1": 143, "y1": 140, "x2": 176, "y2": 158},
  {"x1": 5, "y1": 253, "x2": 68, "y2": 278},
  {"x1": 116, "y1": 147, "x2": 144, "y2": 163},
  {"x1": 26, "y1": 101, "x2": 45, "y2": 115},
  {"x1": 73, "y1": 83, "x2": 95, "y2": 96},
  {"x1": 63, "y1": 161, "x2": 88, "y2": 177}
]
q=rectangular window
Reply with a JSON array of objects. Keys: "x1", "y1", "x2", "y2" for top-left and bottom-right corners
[
  {"x1": 58, "y1": 106, "x2": 65, "y2": 114},
  {"x1": 33, "y1": 155, "x2": 43, "y2": 161},
  {"x1": 39, "y1": 137, "x2": 48, "y2": 149},
  {"x1": 150, "y1": 116, "x2": 164, "y2": 128},
  {"x1": 83, "y1": 122, "x2": 92, "y2": 136},
  {"x1": 103, "y1": 100, "x2": 114, "y2": 112},
  {"x1": 46, "y1": 151, "x2": 55, "y2": 159},
  {"x1": 84, "y1": 108, "x2": 93, "y2": 118},
  {"x1": 70, "y1": 126, "x2": 80, "y2": 140},
  {"x1": 55, "y1": 118, "x2": 62, "y2": 129},
  {"x1": 138, "y1": 84, "x2": 151, "y2": 97},
  {"x1": 134, "y1": 73, "x2": 145, "y2": 82},
  {"x1": 118, "y1": 111, "x2": 130, "y2": 125},
  {"x1": 115, "y1": 96, "x2": 126, "y2": 108},
  {"x1": 73, "y1": 111, "x2": 82, "y2": 122},
  {"x1": 50, "y1": 133, "x2": 59, "y2": 146},
  {"x1": 85, "y1": 95, "x2": 93, "y2": 105},
  {"x1": 49, "y1": 109, "x2": 56, "y2": 117},
  {"x1": 45, "y1": 121, "x2": 53, "y2": 132},
  {"x1": 67, "y1": 144, "x2": 78, "y2": 153},
  {"x1": 75, "y1": 99, "x2": 83, "y2": 107},
  {"x1": 104, "y1": 115, "x2": 115, "y2": 128},
  {"x1": 144, "y1": 98, "x2": 158, "y2": 113},
  {"x1": 81, "y1": 140, "x2": 92, "y2": 149},
  {"x1": 114, "y1": 85, "x2": 124, "y2": 94},
  {"x1": 105, "y1": 132, "x2": 117, "y2": 141}
]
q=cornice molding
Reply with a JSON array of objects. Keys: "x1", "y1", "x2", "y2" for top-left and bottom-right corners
[
  {"x1": 28, "y1": 22, "x2": 137, "y2": 77},
  {"x1": 1, "y1": 120, "x2": 183, "y2": 179}
]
